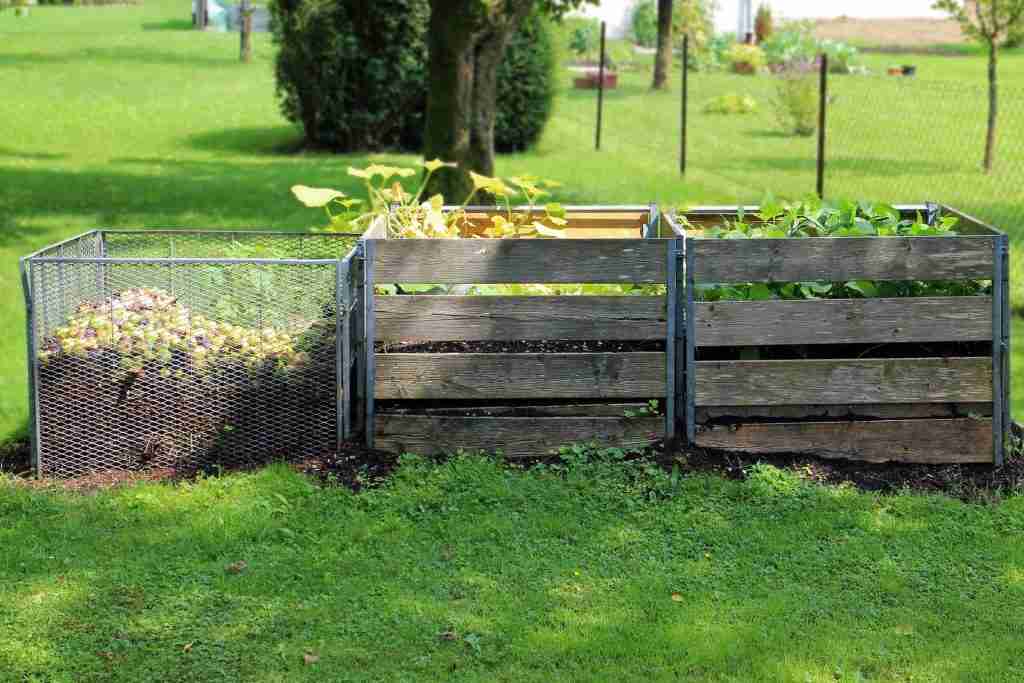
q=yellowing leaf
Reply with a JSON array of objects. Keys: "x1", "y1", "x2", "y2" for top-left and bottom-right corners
[
  {"x1": 671, "y1": 592, "x2": 684, "y2": 602},
  {"x1": 291, "y1": 185, "x2": 346, "y2": 208},
  {"x1": 422, "y1": 158, "x2": 457, "y2": 173},
  {"x1": 470, "y1": 171, "x2": 497, "y2": 191},
  {"x1": 428, "y1": 194, "x2": 445, "y2": 211},
  {"x1": 547, "y1": 216, "x2": 568, "y2": 226},
  {"x1": 533, "y1": 222, "x2": 567, "y2": 238},
  {"x1": 347, "y1": 167, "x2": 372, "y2": 179}
]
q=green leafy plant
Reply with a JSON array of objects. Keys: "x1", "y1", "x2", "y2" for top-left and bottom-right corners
[
  {"x1": 292, "y1": 161, "x2": 568, "y2": 240},
  {"x1": 754, "y1": 3, "x2": 773, "y2": 43},
  {"x1": 772, "y1": 72, "x2": 817, "y2": 136},
  {"x1": 569, "y1": 22, "x2": 597, "y2": 59},
  {"x1": 680, "y1": 197, "x2": 991, "y2": 302},
  {"x1": 725, "y1": 43, "x2": 766, "y2": 73},
  {"x1": 702, "y1": 93, "x2": 758, "y2": 114},
  {"x1": 624, "y1": 400, "x2": 661, "y2": 418}
]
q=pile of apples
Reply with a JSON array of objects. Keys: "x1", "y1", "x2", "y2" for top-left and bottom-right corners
[{"x1": 39, "y1": 288, "x2": 303, "y2": 376}]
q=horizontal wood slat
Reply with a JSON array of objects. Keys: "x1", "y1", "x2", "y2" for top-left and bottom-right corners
[
  {"x1": 694, "y1": 357, "x2": 992, "y2": 406},
  {"x1": 371, "y1": 239, "x2": 667, "y2": 284},
  {"x1": 394, "y1": 403, "x2": 650, "y2": 418},
  {"x1": 696, "y1": 402, "x2": 991, "y2": 422},
  {"x1": 465, "y1": 211, "x2": 647, "y2": 231},
  {"x1": 695, "y1": 418, "x2": 993, "y2": 464},
  {"x1": 375, "y1": 295, "x2": 666, "y2": 342},
  {"x1": 691, "y1": 236, "x2": 994, "y2": 283},
  {"x1": 375, "y1": 415, "x2": 663, "y2": 458},
  {"x1": 375, "y1": 352, "x2": 666, "y2": 399},
  {"x1": 695, "y1": 297, "x2": 992, "y2": 346}
]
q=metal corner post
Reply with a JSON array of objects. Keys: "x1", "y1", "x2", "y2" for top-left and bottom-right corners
[
  {"x1": 685, "y1": 238, "x2": 696, "y2": 445},
  {"x1": 993, "y1": 234, "x2": 1010, "y2": 465},
  {"x1": 665, "y1": 237, "x2": 678, "y2": 444},
  {"x1": 336, "y1": 258, "x2": 350, "y2": 444},
  {"x1": 20, "y1": 257, "x2": 41, "y2": 477},
  {"x1": 363, "y1": 238, "x2": 376, "y2": 449}
]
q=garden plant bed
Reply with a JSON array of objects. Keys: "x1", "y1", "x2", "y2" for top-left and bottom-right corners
[
  {"x1": 21, "y1": 230, "x2": 361, "y2": 478},
  {"x1": 20, "y1": 203, "x2": 1011, "y2": 477},
  {"x1": 665, "y1": 204, "x2": 1010, "y2": 465},
  {"x1": 365, "y1": 205, "x2": 668, "y2": 458}
]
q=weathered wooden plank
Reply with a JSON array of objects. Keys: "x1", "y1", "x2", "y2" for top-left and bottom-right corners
[
  {"x1": 696, "y1": 402, "x2": 992, "y2": 422},
  {"x1": 464, "y1": 211, "x2": 648, "y2": 232},
  {"x1": 694, "y1": 357, "x2": 992, "y2": 406},
  {"x1": 385, "y1": 403, "x2": 650, "y2": 417},
  {"x1": 375, "y1": 295, "x2": 666, "y2": 342},
  {"x1": 371, "y1": 239, "x2": 667, "y2": 284},
  {"x1": 375, "y1": 352, "x2": 666, "y2": 399},
  {"x1": 691, "y1": 236, "x2": 994, "y2": 283},
  {"x1": 695, "y1": 297, "x2": 993, "y2": 346},
  {"x1": 695, "y1": 418, "x2": 993, "y2": 464},
  {"x1": 375, "y1": 415, "x2": 663, "y2": 458}
]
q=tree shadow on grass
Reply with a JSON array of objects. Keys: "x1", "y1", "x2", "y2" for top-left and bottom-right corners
[
  {"x1": 0, "y1": 47, "x2": 243, "y2": 69},
  {"x1": 186, "y1": 126, "x2": 308, "y2": 156},
  {"x1": 0, "y1": 146, "x2": 65, "y2": 162},
  {"x1": 141, "y1": 19, "x2": 195, "y2": 31}
]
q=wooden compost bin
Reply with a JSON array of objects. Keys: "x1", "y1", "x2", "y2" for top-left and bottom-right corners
[
  {"x1": 363, "y1": 205, "x2": 675, "y2": 457},
  {"x1": 668, "y1": 205, "x2": 1010, "y2": 465}
]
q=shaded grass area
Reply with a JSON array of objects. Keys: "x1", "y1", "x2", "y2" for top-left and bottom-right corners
[
  {"x1": 1, "y1": 1, "x2": 1022, "y2": 440},
  {"x1": 2, "y1": 458, "x2": 1024, "y2": 681}
]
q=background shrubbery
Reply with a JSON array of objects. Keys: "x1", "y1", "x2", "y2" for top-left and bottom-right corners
[{"x1": 269, "y1": 0, "x2": 555, "y2": 153}]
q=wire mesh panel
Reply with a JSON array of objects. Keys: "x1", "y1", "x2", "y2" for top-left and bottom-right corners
[{"x1": 26, "y1": 231, "x2": 359, "y2": 478}]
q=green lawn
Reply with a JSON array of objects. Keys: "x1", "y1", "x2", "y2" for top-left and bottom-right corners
[
  {"x1": 1, "y1": 2, "x2": 1023, "y2": 441},
  {"x1": 2, "y1": 457, "x2": 1024, "y2": 682}
]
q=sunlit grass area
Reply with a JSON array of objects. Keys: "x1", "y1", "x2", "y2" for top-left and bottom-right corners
[{"x1": 3, "y1": 458, "x2": 1024, "y2": 681}]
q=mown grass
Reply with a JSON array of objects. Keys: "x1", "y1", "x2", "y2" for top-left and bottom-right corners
[
  {"x1": 1, "y1": 2, "x2": 1022, "y2": 440},
  {"x1": 2, "y1": 457, "x2": 1024, "y2": 682}
]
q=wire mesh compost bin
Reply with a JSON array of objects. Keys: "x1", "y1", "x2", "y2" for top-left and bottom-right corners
[{"x1": 20, "y1": 230, "x2": 362, "y2": 478}]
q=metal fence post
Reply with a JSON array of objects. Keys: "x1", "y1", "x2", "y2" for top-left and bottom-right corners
[
  {"x1": 680, "y1": 34, "x2": 689, "y2": 175},
  {"x1": 595, "y1": 21, "x2": 606, "y2": 152},
  {"x1": 817, "y1": 53, "x2": 828, "y2": 198}
]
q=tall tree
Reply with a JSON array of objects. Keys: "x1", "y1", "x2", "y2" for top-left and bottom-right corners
[
  {"x1": 934, "y1": 0, "x2": 1024, "y2": 172},
  {"x1": 652, "y1": 0, "x2": 674, "y2": 89},
  {"x1": 424, "y1": 0, "x2": 592, "y2": 198}
]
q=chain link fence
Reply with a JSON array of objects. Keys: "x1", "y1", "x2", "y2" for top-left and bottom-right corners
[{"x1": 21, "y1": 231, "x2": 359, "y2": 478}]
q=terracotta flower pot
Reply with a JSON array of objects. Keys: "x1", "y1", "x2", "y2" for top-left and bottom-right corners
[{"x1": 573, "y1": 72, "x2": 618, "y2": 89}]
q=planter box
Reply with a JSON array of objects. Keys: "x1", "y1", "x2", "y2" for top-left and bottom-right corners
[
  {"x1": 664, "y1": 205, "x2": 1010, "y2": 465},
  {"x1": 365, "y1": 205, "x2": 668, "y2": 458},
  {"x1": 21, "y1": 230, "x2": 361, "y2": 478},
  {"x1": 574, "y1": 72, "x2": 618, "y2": 89},
  {"x1": 21, "y1": 204, "x2": 1011, "y2": 476}
]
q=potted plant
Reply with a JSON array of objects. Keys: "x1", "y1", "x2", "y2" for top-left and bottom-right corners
[{"x1": 726, "y1": 43, "x2": 766, "y2": 75}]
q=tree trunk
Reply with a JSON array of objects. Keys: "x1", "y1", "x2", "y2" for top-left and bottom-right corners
[
  {"x1": 984, "y1": 39, "x2": 998, "y2": 173},
  {"x1": 652, "y1": 0, "x2": 673, "y2": 90},
  {"x1": 423, "y1": 1, "x2": 532, "y2": 200},
  {"x1": 240, "y1": 0, "x2": 252, "y2": 63}
]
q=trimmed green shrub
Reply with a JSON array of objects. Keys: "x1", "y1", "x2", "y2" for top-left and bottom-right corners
[
  {"x1": 773, "y1": 73, "x2": 817, "y2": 136},
  {"x1": 269, "y1": 0, "x2": 555, "y2": 153},
  {"x1": 703, "y1": 93, "x2": 758, "y2": 115},
  {"x1": 495, "y1": 12, "x2": 556, "y2": 153},
  {"x1": 269, "y1": 0, "x2": 429, "y2": 151}
]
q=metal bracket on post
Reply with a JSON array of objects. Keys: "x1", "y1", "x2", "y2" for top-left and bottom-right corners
[
  {"x1": 993, "y1": 234, "x2": 1010, "y2": 466},
  {"x1": 925, "y1": 202, "x2": 940, "y2": 227},
  {"x1": 336, "y1": 258, "x2": 350, "y2": 445},
  {"x1": 685, "y1": 238, "x2": 696, "y2": 445},
  {"x1": 20, "y1": 257, "x2": 41, "y2": 477},
  {"x1": 665, "y1": 236, "x2": 678, "y2": 444},
  {"x1": 363, "y1": 238, "x2": 376, "y2": 450}
]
